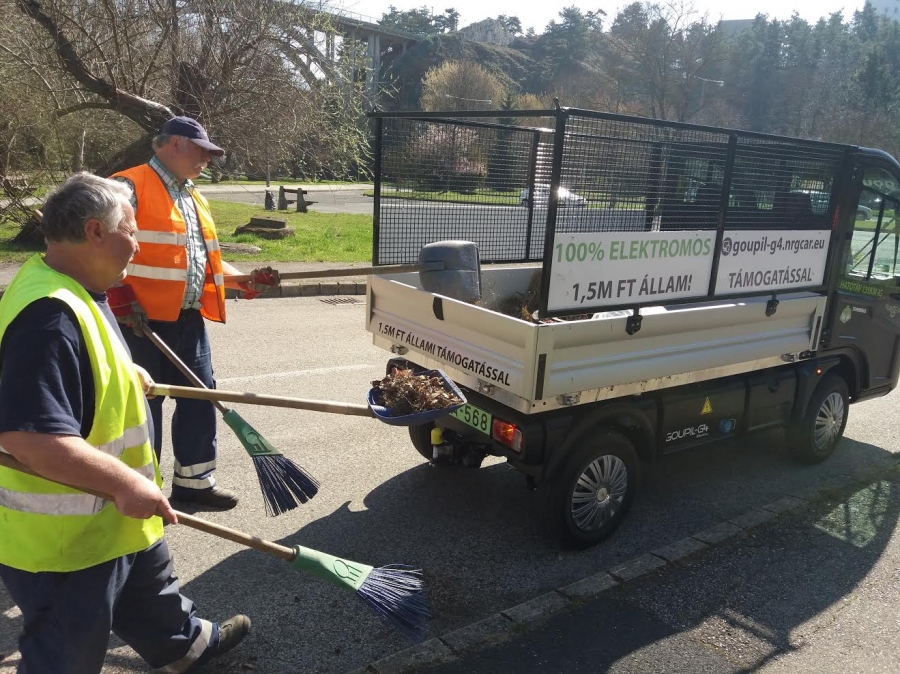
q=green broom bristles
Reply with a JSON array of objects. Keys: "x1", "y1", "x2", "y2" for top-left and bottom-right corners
[
  {"x1": 222, "y1": 409, "x2": 319, "y2": 516},
  {"x1": 290, "y1": 545, "x2": 430, "y2": 641}
]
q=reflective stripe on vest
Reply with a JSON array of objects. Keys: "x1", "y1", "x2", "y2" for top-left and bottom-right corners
[
  {"x1": 0, "y1": 460, "x2": 155, "y2": 516},
  {"x1": 127, "y1": 263, "x2": 188, "y2": 282},
  {"x1": 96, "y1": 422, "x2": 151, "y2": 458},
  {"x1": 137, "y1": 231, "x2": 187, "y2": 246},
  {"x1": 112, "y1": 164, "x2": 226, "y2": 323}
]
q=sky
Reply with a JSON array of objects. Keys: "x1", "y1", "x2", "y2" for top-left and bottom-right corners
[{"x1": 337, "y1": 0, "x2": 869, "y2": 33}]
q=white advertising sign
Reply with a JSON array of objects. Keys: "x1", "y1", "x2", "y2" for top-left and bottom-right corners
[
  {"x1": 714, "y1": 230, "x2": 830, "y2": 295},
  {"x1": 548, "y1": 231, "x2": 717, "y2": 312}
]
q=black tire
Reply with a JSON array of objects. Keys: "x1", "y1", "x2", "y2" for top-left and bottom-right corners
[
  {"x1": 409, "y1": 422, "x2": 436, "y2": 461},
  {"x1": 789, "y1": 374, "x2": 849, "y2": 464},
  {"x1": 545, "y1": 431, "x2": 638, "y2": 549}
]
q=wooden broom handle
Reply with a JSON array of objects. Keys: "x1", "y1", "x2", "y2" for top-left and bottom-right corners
[
  {"x1": 150, "y1": 383, "x2": 375, "y2": 418},
  {"x1": 226, "y1": 261, "x2": 440, "y2": 283},
  {"x1": 0, "y1": 452, "x2": 296, "y2": 561},
  {"x1": 143, "y1": 326, "x2": 374, "y2": 418},
  {"x1": 140, "y1": 325, "x2": 229, "y2": 414}
]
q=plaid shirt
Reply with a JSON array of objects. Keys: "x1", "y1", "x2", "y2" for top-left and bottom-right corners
[{"x1": 115, "y1": 157, "x2": 208, "y2": 310}]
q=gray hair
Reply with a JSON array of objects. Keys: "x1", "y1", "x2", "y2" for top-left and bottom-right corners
[
  {"x1": 41, "y1": 172, "x2": 132, "y2": 244},
  {"x1": 152, "y1": 133, "x2": 173, "y2": 151}
]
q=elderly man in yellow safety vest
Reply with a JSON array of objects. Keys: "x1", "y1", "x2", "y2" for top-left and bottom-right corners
[
  {"x1": 108, "y1": 116, "x2": 279, "y2": 511},
  {"x1": 0, "y1": 172, "x2": 249, "y2": 672}
]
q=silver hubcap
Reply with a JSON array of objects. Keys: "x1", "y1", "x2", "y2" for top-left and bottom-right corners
[
  {"x1": 570, "y1": 455, "x2": 628, "y2": 531},
  {"x1": 814, "y1": 392, "x2": 845, "y2": 450}
]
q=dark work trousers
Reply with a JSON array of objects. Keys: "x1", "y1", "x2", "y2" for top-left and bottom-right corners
[
  {"x1": 0, "y1": 538, "x2": 218, "y2": 673},
  {"x1": 123, "y1": 309, "x2": 219, "y2": 493}
]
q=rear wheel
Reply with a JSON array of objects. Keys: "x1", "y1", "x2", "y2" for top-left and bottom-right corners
[
  {"x1": 789, "y1": 374, "x2": 849, "y2": 463},
  {"x1": 409, "y1": 422, "x2": 435, "y2": 461},
  {"x1": 545, "y1": 431, "x2": 638, "y2": 549}
]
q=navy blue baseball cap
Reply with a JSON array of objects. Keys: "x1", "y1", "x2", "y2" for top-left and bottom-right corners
[{"x1": 159, "y1": 116, "x2": 225, "y2": 156}]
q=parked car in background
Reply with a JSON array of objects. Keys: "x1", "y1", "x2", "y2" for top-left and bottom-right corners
[
  {"x1": 520, "y1": 184, "x2": 587, "y2": 207},
  {"x1": 798, "y1": 189, "x2": 872, "y2": 220}
]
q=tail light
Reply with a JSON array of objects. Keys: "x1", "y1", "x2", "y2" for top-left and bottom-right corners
[{"x1": 492, "y1": 418, "x2": 523, "y2": 452}]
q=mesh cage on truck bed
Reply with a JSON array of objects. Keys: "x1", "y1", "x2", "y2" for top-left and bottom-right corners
[{"x1": 370, "y1": 107, "x2": 850, "y2": 317}]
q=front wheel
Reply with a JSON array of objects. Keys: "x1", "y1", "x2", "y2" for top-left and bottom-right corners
[
  {"x1": 788, "y1": 374, "x2": 849, "y2": 463},
  {"x1": 545, "y1": 431, "x2": 638, "y2": 549}
]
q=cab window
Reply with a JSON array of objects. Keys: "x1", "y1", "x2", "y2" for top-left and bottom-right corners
[{"x1": 845, "y1": 167, "x2": 900, "y2": 282}]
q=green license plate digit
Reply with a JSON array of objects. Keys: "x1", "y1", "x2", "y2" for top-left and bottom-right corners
[{"x1": 451, "y1": 403, "x2": 492, "y2": 434}]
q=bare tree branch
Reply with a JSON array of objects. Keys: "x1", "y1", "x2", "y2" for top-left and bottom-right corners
[
  {"x1": 54, "y1": 100, "x2": 115, "y2": 117},
  {"x1": 14, "y1": 0, "x2": 172, "y2": 130},
  {"x1": 0, "y1": 42, "x2": 61, "y2": 107}
]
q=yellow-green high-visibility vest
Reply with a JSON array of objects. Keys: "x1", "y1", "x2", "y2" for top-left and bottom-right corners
[{"x1": 0, "y1": 255, "x2": 163, "y2": 572}]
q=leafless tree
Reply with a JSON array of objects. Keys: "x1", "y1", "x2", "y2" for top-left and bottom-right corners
[
  {"x1": 606, "y1": 1, "x2": 726, "y2": 122},
  {"x1": 0, "y1": 0, "x2": 371, "y2": 241},
  {"x1": 0, "y1": 0, "x2": 363, "y2": 174}
]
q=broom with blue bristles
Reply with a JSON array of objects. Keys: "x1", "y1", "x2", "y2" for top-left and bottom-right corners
[
  {"x1": 141, "y1": 325, "x2": 318, "y2": 516},
  {"x1": 0, "y1": 451, "x2": 430, "y2": 641}
]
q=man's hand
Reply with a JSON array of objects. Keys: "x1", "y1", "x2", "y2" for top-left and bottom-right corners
[
  {"x1": 238, "y1": 266, "x2": 280, "y2": 300},
  {"x1": 107, "y1": 285, "x2": 147, "y2": 336},
  {"x1": 113, "y1": 472, "x2": 177, "y2": 524},
  {"x1": 134, "y1": 364, "x2": 155, "y2": 399}
]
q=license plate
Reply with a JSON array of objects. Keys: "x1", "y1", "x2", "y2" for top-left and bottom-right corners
[{"x1": 450, "y1": 403, "x2": 492, "y2": 435}]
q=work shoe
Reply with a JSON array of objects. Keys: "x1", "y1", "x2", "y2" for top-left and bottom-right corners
[
  {"x1": 170, "y1": 485, "x2": 239, "y2": 511},
  {"x1": 184, "y1": 614, "x2": 251, "y2": 672}
]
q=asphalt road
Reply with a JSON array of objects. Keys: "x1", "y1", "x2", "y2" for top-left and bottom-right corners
[
  {"x1": 200, "y1": 187, "x2": 647, "y2": 264},
  {"x1": 375, "y1": 202, "x2": 646, "y2": 263},
  {"x1": 1, "y1": 297, "x2": 900, "y2": 673},
  {"x1": 202, "y1": 184, "x2": 374, "y2": 215},
  {"x1": 428, "y1": 469, "x2": 900, "y2": 674}
]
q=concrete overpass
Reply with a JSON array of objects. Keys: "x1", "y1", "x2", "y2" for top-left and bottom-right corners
[{"x1": 304, "y1": 8, "x2": 424, "y2": 101}]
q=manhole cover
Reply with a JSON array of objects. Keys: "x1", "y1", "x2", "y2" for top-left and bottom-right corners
[{"x1": 319, "y1": 297, "x2": 363, "y2": 305}]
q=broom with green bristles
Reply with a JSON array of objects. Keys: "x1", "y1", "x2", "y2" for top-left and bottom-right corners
[
  {"x1": 0, "y1": 452, "x2": 430, "y2": 641},
  {"x1": 140, "y1": 324, "x2": 319, "y2": 517}
]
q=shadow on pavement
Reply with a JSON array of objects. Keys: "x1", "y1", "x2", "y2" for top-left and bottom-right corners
[
  {"x1": 424, "y1": 437, "x2": 900, "y2": 674},
  {"x1": 0, "y1": 436, "x2": 895, "y2": 673},
  {"x1": 170, "y1": 434, "x2": 898, "y2": 673}
]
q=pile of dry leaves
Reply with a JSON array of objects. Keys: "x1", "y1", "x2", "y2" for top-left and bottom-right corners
[
  {"x1": 482, "y1": 271, "x2": 594, "y2": 322},
  {"x1": 372, "y1": 368, "x2": 463, "y2": 416}
]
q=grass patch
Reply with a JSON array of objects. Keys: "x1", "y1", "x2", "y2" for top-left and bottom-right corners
[
  {"x1": 211, "y1": 200, "x2": 372, "y2": 262},
  {"x1": 370, "y1": 188, "x2": 521, "y2": 206},
  {"x1": 0, "y1": 219, "x2": 40, "y2": 262},
  {"x1": 853, "y1": 212, "x2": 897, "y2": 231},
  {"x1": 0, "y1": 201, "x2": 374, "y2": 264}
]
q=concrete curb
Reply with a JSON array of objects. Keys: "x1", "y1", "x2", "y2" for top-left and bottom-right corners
[{"x1": 350, "y1": 460, "x2": 900, "y2": 674}]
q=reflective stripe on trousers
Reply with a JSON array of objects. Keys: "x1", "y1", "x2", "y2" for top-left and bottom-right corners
[{"x1": 159, "y1": 619, "x2": 214, "y2": 673}]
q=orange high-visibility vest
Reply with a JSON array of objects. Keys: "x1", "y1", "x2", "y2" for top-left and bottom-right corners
[{"x1": 113, "y1": 164, "x2": 226, "y2": 322}]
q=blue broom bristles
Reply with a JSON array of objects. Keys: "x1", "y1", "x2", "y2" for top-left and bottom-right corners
[
  {"x1": 357, "y1": 565, "x2": 431, "y2": 642},
  {"x1": 253, "y1": 454, "x2": 320, "y2": 517}
]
